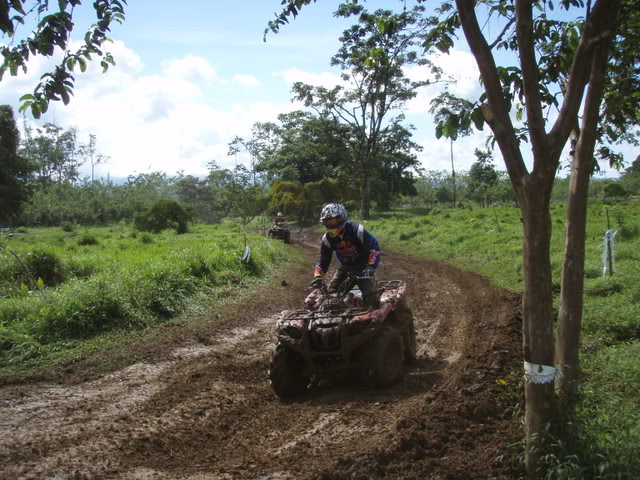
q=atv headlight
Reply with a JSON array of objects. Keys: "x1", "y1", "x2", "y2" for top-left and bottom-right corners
[
  {"x1": 347, "y1": 318, "x2": 371, "y2": 334},
  {"x1": 282, "y1": 325, "x2": 303, "y2": 340}
]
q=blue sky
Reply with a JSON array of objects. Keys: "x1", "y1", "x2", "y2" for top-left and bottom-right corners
[{"x1": 1, "y1": 0, "x2": 632, "y2": 180}]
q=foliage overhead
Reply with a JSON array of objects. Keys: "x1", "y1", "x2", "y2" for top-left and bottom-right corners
[{"x1": 0, "y1": 0, "x2": 126, "y2": 118}]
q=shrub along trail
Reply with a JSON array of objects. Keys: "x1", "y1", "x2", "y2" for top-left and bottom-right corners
[{"x1": 0, "y1": 230, "x2": 524, "y2": 480}]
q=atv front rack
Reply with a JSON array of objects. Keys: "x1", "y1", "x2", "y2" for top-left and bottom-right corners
[
  {"x1": 376, "y1": 280, "x2": 404, "y2": 290},
  {"x1": 280, "y1": 307, "x2": 371, "y2": 324}
]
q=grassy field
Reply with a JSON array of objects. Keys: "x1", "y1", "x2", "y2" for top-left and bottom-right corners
[
  {"x1": 363, "y1": 200, "x2": 639, "y2": 479},
  {"x1": 1, "y1": 202, "x2": 638, "y2": 478},
  {"x1": 0, "y1": 223, "x2": 289, "y2": 377}
]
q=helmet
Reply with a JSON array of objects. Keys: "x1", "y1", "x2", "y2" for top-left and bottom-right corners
[
  {"x1": 277, "y1": 212, "x2": 283, "y2": 217},
  {"x1": 319, "y1": 203, "x2": 347, "y2": 225}
]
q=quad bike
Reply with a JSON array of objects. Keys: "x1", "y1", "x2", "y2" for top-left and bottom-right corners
[
  {"x1": 268, "y1": 273, "x2": 416, "y2": 398},
  {"x1": 268, "y1": 223, "x2": 291, "y2": 244}
]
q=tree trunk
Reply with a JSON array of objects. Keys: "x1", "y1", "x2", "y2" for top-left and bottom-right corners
[
  {"x1": 450, "y1": 139, "x2": 457, "y2": 208},
  {"x1": 556, "y1": 141, "x2": 589, "y2": 406},
  {"x1": 556, "y1": 10, "x2": 618, "y2": 406},
  {"x1": 360, "y1": 172, "x2": 371, "y2": 219},
  {"x1": 452, "y1": 1, "x2": 620, "y2": 475},
  {"x1": 521, "y1": 183, "x2": 556, "y2": 478}
]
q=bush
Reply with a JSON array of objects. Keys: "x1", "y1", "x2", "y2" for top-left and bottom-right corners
[
  {"x1": 67, "y1": 259, "x2": 97, "y2": 279},
  {"x1": 585, "y1": 278, "x2": 624, "y2": 297},
  {"x1": 617, "y1": 223, "x2": 639, "y2": 241},
  {"x1": 399, "y1": 231, "x2": 419, "y2": 241},
  {"x1": 603, "y1": 182, "x2": 627, "y2": 200},
  {"x1": 35, "y1": 278, "x2": 136, "y2": 342},
  {"x1": 139, "y1": 233, "x2": 154, "y2": 244},
  {"x1": 77, "y1": 233, "x2": 99, "y2": 246},
  {"x1": 134, "y1": 199, "x2": 193, "y2": 234},
  {"x1": 23, "y1": 249, "x2": 67, "y2": 287}
]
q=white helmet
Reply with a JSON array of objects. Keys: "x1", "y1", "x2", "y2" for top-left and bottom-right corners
[
  {"x1": 319, "y1": 203, "x2": 347, "y2": 224},
  {"x1": 277, "y1": 212, "x2": 283, "y2": 216}
]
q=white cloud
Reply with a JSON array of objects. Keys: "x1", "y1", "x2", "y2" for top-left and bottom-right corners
[
  {"x1": 232, "y1": 74, "x2": 260, "y2": 87},
  {"x1": 416, "y1": 129, "x2": 494, "y2": 173},
  {"x1": 1, "y1": 41, "x2": 301, "y2": 179},
  {"x1": 0, "y1": 39, "x2": 511, "y2": 182},
  {"x1": 280, "y1": 68, "x2": 342, "y2": 89},
  {"x1": 161, "y1": 55, "x2": 220, "y2": 85},
  {"x1": 406, "y1": 48, "x2": 482, "y2": 115}
]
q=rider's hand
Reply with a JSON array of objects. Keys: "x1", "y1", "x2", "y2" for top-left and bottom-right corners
[
  {"x1": 362, "y1": 267, "x2": 375, "y2": 278},
  {"x1": 309, "y1": 277, "x2": 324, "y2": 289}
]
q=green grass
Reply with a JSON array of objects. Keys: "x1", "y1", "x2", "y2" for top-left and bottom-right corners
[
  {"x1": 2, "y1": 203, "x2": 638, "y2": 478},
  {"x1": 0, "y1": 223, "x2": 289, "y2": 373},
  {"x1": 360, "y1": 200, "x2": 640, "y2": 479}
]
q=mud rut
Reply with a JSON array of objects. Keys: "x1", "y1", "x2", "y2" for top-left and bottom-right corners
[{"x1": 1, "y1": 231, "x2": 524, "y2": 480}]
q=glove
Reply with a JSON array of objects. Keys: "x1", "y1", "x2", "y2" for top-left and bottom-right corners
[
  {"x1": 309, "y1": 277, "x2": 324, "y2": 289},
  {"x1": 362, "y1": 267, "x2": 375, "y2": 279}
]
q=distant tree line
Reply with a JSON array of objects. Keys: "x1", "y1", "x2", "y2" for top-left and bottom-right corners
[{"x1": 1, "y1": 104, "x2": 637, "y2": 229}]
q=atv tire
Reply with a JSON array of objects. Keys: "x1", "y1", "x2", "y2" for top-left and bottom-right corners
[
  {"x1": 359, "y1": 326, "x2": 405, "y2": 387},
  {"x1": 398, "y1": 308, "x2": 417, "y2": 363},
  {"x1": 269, "y1": 344, "x2": 309, "y2": 398}
]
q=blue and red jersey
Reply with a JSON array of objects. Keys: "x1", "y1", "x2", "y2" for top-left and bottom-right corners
[{"x1": 314, "y1": 221, "x2": 381, "y2": 277}]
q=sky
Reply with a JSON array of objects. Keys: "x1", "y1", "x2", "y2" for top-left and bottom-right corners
[{"x1": 0, "y1": 0, "x2": 634, "y2": 181}]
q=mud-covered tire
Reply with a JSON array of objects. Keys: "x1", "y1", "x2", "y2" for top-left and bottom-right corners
[
  {"x1": 359, "y1": 326, "x2": 405, "y2": 387},
  {"x1": 269, "y1": 344, "x2": 309, "y2": 398},
  {"x1": 398, "y1": 308, "x2": 417, "y2": 364},
  {"x1": 284, "y1": 231, "x2": 291, "y2": 244}
]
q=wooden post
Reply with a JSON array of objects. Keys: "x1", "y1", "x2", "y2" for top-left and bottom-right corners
[{"x1": 605, "y1": 207, "x2": 614, "y2": 276}]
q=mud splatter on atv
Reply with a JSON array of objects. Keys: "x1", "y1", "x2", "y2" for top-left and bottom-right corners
[{"x1": 269, "y1": 278, "x2": 416, "y2": 398}]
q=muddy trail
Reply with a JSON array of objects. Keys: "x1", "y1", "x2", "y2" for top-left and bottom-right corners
[{"x1": 0, "y1": 230, "x2": 524, "y2": 480}]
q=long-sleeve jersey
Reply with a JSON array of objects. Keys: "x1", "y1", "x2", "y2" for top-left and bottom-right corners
[{"x1": 314, "y1": 221, "x2": 381, "y2": 277}]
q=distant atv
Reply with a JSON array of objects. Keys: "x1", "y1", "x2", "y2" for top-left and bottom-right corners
[
  {"x1": 269, "y1": 274, "x2": 416, "y2": 398},
  {"x1": 268, "y1": 223, "x2": 291, "y2": 244}
]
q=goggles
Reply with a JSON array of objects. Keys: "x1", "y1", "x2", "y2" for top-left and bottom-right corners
[
  {"x1": 323, "y1": 217, "x2": 344, "y2": 237},
  {"x1": 323, "y1": 217, "x2": 341, "y2": 228}
]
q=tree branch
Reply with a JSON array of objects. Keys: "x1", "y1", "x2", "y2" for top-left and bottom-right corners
[
  {"x1": 548, "y1": 0, "x2": 619, "y2": 154},
  {"x1": 455, "y1": 0, "x2": 528, "y2": 185},
  {"x1": 515, "y1": 0, "x2": 548, "y2": 154},
  {"x1": 489, "y1": 17, "x2": 515, "y2": 49}
]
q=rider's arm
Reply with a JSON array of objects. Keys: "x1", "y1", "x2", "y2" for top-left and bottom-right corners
[
  {"x1": 362, "y1": 230, "x2": 381, "y2": 270},
  {"x1": 314, "y1": 234, "x2": 333, "y2": 277}
]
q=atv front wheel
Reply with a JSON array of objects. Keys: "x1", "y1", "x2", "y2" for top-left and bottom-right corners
[
  {"x1": 269, "y1": 344, "x2": 309, "y2": 398},
  {"x1": 360, "y1": 326, "x2": 405, "y2": 387},
  {"x1": 398, "y1": 308, "x2": 417, "y2": 363}
]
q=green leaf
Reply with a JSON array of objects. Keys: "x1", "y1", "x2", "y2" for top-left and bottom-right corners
[
  {"x1": 516, "y1": 104, "x2": 523, "y2": 121},
  {"x1": 10, "y1": 0, "x2": 26, "y2": 15},
  {"x1": 441, "y1": 122, "x2": 450, "y2": 139},
  {"x1": 18, "y1": 102, "x2": 31, "y2": 114},
  {"x1": 471, "y1": 107, "x2": 484, "y2": 130},
  {"x1": 31, "y1": 103, "x2": 42, "y2": 119}
]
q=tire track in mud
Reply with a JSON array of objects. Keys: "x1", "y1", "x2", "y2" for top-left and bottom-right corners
[{"x1": 0, "y1": 231, "x2": 523, "y2": 480}]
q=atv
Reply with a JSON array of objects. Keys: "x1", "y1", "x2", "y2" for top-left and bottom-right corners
[
  {"x1": 268, "y1": 223, "x2": 291, "y2": 243},
  {"x1": 268, "y1": 274, "x2": 416, "y2": 398}
]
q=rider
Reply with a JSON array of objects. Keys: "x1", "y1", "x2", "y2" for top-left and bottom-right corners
[
  {"x1": 273, "y1": 212, "x2": 286, "y2": 226},
  {"x1": 310, "y1": 203, "x2": 381, "y2": 308}
]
